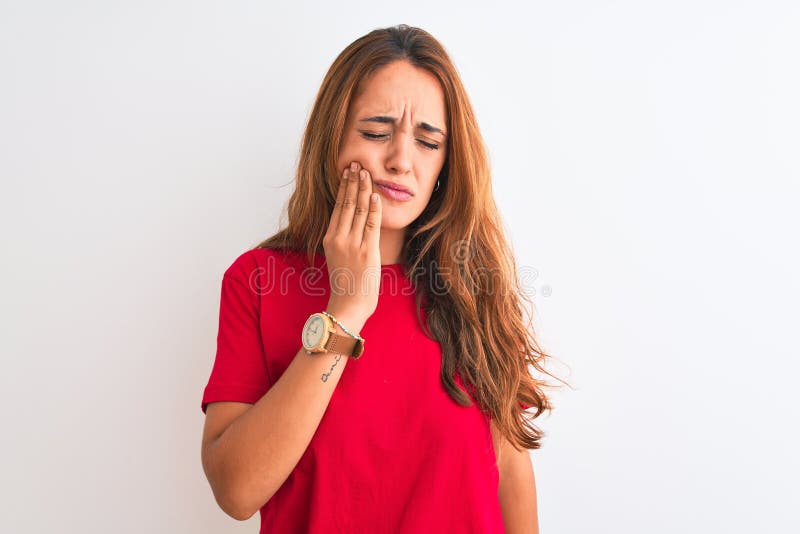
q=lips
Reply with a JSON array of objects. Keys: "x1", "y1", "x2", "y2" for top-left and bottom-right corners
[
  {"x1": 373, "y1": 179, "x2": 413, "y2": 195},
  {"x1": 374, "y1": 182, "x2": 413, "y2": 202}
]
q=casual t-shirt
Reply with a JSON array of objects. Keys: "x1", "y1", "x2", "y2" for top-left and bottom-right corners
[{"x1": 201, "y1": 247, "x2": 507, "y2": 533}]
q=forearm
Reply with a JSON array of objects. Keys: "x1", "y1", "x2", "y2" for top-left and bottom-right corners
[
  {"x1": 204, "y1": 309, "x2": 367, "y2": 520},
  {"x1": 498, "y1": 450, "x2": 539, "y2": 534}
]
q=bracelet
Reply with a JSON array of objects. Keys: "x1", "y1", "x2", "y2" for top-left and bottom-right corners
[{"x1": 321, "y1": 310, "x2": 365, "y2": 342}]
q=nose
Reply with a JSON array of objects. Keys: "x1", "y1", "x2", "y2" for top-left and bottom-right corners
[{"x1": 384, "y1": 131, "x2": 413, "y2": 176}]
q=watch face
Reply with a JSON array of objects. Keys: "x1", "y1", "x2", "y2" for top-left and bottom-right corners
[{"x1": 302, "y1": 315, "x2": 326, "y2": 349}]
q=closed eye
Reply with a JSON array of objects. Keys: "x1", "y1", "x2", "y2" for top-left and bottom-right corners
[{"x1": 359, "y1": 131, "x2": 440, "y2": 151}]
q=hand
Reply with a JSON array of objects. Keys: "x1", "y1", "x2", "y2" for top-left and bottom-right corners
[{"x1": 322, "y1": 161, "x2": 382, "y2": 323}]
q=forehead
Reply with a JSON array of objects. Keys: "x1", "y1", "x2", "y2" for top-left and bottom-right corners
[{"x1": 350, "y1": 61, "x2": 447, "y2": 127}]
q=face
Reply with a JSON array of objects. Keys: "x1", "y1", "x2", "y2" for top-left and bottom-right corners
[{"x1": 337, "y1": 60, "x2": 448, "y2": 231}]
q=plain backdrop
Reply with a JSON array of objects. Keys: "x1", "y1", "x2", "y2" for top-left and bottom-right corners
[{"x1": 1, "y1": 1, "x2": 798, "y2": 532}]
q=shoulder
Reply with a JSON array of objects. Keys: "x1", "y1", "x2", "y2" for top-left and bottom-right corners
[
  {"x1": 223, "y1": 248, "x2": 273, "y2": 284},
  {"x1": 222, "y1": 247, "x2": 320, "y2": 288}
]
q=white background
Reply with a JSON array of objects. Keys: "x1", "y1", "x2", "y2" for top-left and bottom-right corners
[{"x1": 1, "y1": 1, "x2": 798, "y2": 532}]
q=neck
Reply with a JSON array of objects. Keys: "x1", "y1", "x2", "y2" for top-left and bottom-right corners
[{"x1": 379, "y1": 227, "x2": 406, "y2": 265}]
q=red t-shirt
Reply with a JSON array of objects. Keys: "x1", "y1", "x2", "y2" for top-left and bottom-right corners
[{"x1": 202, "y1": 247, "x2": 506, "y2": 533}]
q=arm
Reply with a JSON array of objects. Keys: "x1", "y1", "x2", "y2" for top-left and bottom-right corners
[
  {"x1": 491, "y1": 420, "x2": 540, "y2": 534},
  {"x1": 201, "y1": 308, "x2": 366, "y2": 521}
]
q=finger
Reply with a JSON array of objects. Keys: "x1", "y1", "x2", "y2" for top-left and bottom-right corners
[
  {"x1": 336, "y1": 161, "x2": 361, "y2": 237},
  {"x1": 361, "y1": 184, "x2": 381, "y2": 249},
  {"x1": 351, "y1": 168, "x2": 373, "y2": 245},
  {"x1": 327, "y1": 165, "x2": 349, "y2": 238}
]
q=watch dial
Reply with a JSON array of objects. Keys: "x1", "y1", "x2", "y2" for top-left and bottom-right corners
[{"x1": 302, "y1": 315, "x2": 325, "y2": 349}]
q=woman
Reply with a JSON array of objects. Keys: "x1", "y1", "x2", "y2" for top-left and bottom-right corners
[{"x1": 200, "y1": 24, "x2": 558, "y2": 533}]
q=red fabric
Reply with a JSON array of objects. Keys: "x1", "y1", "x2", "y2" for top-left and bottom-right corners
[{"x1": 202, "y1": 248, "x2": 506, "y2": 533}]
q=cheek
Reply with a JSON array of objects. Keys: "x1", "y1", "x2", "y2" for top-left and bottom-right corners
[
  {"x1": 339, "y1": 149, "x2": 385, "y2": 177},
  {"x1": 337, "y1": 131, "x2": 360, "y2": 167},
  {"x1": 338, "y1": 134, "x2": 371, "y2": 170},
  {"x1": 423, "y1": 162, "x2": 443, "y2": 188}
]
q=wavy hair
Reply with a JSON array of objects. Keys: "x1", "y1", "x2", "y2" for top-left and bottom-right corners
[{"x1": 255, "y1": 24, "x2": 567, "y2": 450}]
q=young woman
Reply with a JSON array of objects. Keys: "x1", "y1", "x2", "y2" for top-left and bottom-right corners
[{"x1": 200, "y1": 24, "x2": 558, "y2": 533}]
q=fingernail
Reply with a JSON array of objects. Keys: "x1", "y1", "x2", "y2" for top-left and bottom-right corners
[
  {"x1": 350, "y1": 162, "x2": 358, "y2": 172},
  {"x1": 360, "y1": 170, "x2": 367, "y2": 180}
]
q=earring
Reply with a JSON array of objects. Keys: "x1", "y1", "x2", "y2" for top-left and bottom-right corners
[{"x1": 434, "y1": 179, "x2": 440, "y2": 192}]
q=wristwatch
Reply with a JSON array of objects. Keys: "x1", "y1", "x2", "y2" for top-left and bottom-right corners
[{"x1": 301, "y1": 312, "x2": 365, "y2": 358}]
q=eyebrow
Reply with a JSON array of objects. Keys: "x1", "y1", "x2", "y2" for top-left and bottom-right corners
[{"x1": 358, "y1": 115, "x2": 447, "y2": 137}]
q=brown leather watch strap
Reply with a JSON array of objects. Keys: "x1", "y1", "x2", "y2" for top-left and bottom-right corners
[{"x1": 324, "y1": 332, "x2": 358, "y2": 356}]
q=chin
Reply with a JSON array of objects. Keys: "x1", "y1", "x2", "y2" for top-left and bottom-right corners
[{"x1": 380, "y1": 209, "x2": 420, "y2": 231}]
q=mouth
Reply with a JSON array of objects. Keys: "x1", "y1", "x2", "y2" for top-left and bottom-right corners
[{"x1": 373, "y1": 180, "x2": 413, "y2": 202}]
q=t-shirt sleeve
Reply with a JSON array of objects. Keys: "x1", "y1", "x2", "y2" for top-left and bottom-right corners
[{"x1": 201, "y1": 265, "x2": 271, "y2": 414}]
